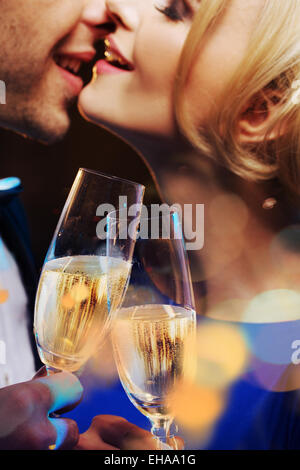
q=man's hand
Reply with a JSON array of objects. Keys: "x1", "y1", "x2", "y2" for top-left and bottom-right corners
[
  {"x1": 75, "y1": 415, "x2": 184, "y2": 450},
  {"x1": 0, "y1": 371, "x2": 83, "y2": 450}
]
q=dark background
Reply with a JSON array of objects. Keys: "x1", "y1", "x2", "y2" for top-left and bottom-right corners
[{"x1": 0, "y1": 105, "x2": 160, "y2": 271}]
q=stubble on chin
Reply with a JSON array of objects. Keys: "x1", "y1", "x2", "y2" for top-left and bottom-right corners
[{"x1": 6, "y1": 90, "x2": 74, "y2": 144}]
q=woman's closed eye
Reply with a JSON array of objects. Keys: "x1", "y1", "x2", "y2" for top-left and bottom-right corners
[{"x1": 155, "y1": 0, "x2": 192, "y2": 22}]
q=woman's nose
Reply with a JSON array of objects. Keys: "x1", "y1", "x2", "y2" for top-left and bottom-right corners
[
  {"x1": 82, "y1": 0, "x2": 116, "y2": 37},
  {"x1": 104, "y1": 0, "x2": 139, "y2": 31}
]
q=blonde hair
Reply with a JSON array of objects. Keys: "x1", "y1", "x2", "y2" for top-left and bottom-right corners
[{"x1": 174, "y1": 0, "x2": 300, "y2": 198}]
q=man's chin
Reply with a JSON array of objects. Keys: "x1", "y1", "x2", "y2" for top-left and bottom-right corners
[{"x1": 20, "y1": 112, "x2": 71, "y2": 145}]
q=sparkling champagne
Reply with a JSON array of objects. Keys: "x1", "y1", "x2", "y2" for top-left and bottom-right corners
[
  {"x1": 112, "y1": 304, "x2": 196, "y2": 420},
  {"x1": 34, "y1": 255, "x2": 131, "y2": 372}
]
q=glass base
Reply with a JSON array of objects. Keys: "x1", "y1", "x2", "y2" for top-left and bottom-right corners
[
  {"x1": 152, "y1": 436, "x2": 180, "y2": 450},
  {"x1": 151, "y1": 420, "x2": 182, "y2": 450}
]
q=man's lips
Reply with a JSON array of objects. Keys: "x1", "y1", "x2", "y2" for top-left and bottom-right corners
[
  {"x1": 56, "y1": 66, "x2": 84, "y2": 95},
  {"x1": 54, "y1": 51, "x2": 96, "y2": 95}
]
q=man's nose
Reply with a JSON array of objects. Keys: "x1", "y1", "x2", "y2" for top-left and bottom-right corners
[{"x1": 82, "y1": 0, "x2": 116, "y2": 39}]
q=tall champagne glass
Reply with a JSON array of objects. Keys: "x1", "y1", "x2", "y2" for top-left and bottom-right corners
[
  {"x1": 108, "y1": 208, "x2": 196, "y2": 449},
  {"x1": 34, "y1": 168, "x2": 144, "y2": 374}
]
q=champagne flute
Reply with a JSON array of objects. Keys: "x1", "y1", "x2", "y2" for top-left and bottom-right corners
[
  {"x1": 108, "y1": 208, "x2": 196, "y2": 449},
  {"x1": 34, "y1": 168, "x2": 144, "y2": 375}
]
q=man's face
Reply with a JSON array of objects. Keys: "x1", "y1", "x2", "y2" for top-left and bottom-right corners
[{"x1": 0, "y1": 0, "x2": 103, "y2": 143}]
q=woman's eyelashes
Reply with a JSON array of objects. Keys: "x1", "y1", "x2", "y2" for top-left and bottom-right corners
[{"x1": 155, "y1": 0, "x2": 191, "y2": 22}]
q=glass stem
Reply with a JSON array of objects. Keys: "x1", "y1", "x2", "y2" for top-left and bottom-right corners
[
  {"x1": 45, "y1": 366, "x2": 62, "y2": 418},
  {"x1": 150, "y1": 418, "x2": 180, "y2": 450}
]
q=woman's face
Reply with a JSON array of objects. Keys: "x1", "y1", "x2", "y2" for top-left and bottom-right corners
[{"x1": 79, "y1": 0, "x2": 264, "y2": 145}]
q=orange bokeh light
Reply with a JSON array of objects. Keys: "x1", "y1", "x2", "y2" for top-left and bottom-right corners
[
  {"x1": 193, "y1": 321, "x2": 249, "y2": 388},
  {"x1": 61, "y1": 293, "x2": 75, "y2": 309},
  {"x1": 166, "y1": 381, "x2": 225, "y2": 433},
  {"x1": 70, "y1": 284, "x2": 89, "y2": 303},
  {"x1": 0, "y1": 289, "x2": 9, "y2": 304},
  {"x1": 61, "y1": 284, "x2": 90, "y2": 309}
]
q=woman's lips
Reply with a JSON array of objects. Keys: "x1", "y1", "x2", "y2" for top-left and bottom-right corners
[{"x1": 94, "y1": 59, "x2": 133, "y2": 76}]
